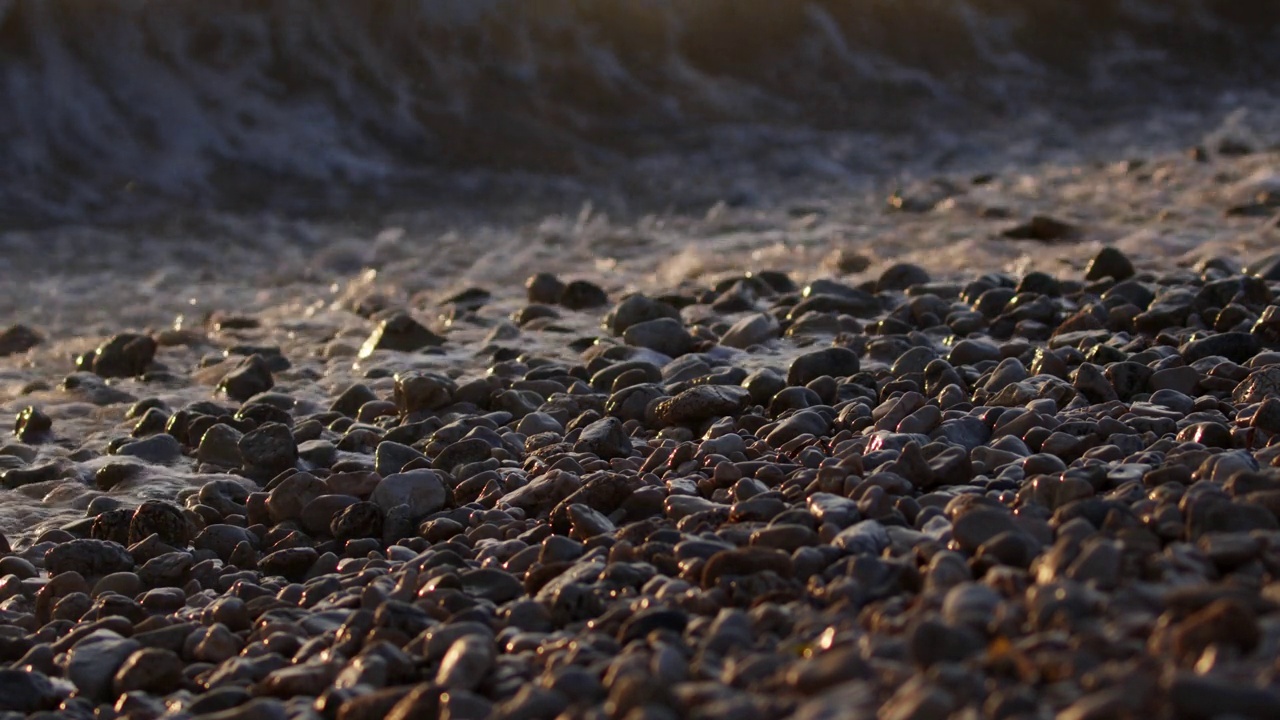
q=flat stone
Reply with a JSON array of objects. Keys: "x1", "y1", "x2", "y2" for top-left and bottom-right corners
[
  {"x1": 572, "y1": 417, "x2": 632, "y2": 460},
  {"x1": 720, "y1": 313, "x2": 780, "y2": 349},
  {"x1": 115, "y1": 433, "x2": 183, "y2": 463},
  {"x1": 653, "y1": 385, "x2": 750, "y2": 426},
  {"x1": 45, "y1": 539, "x2": 134, "y2": 577}
]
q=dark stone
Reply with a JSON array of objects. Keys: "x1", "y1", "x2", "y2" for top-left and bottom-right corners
[
  {"x1": 1085, "y1": 247, "x2": 1136, "y2": 281},
  {"x1": 129, "y1": 501, "x2": 192, "y2": 547},
  {"x1": 788, "y1": 347, "x2": 861, "y2": 386},
  {"x1": 560, "y1": 280, "x2": 609, "y2": 310},
  {"x1": 361, "y1": 313, "x2": 445, "y2": 355},
  {"x1": 1180, "y1": 332, "x2": 1261, "y2": 364},
  {"x1": 526, "y1": 273, "x2": 566, "y2": 304},
  {"x1": 622, "y1": 318, "x2": 696, "y2": 357},
  {"x1": 330, "y1": 384, "x2": 379, "y2": 417},
  {"x1": 331, "y1": 502, "x2": 384, "y2": 543},
  {"x1": 14, "y1": 406, "x2": 52, "y2": 442},
  {"x1": 395, "y1": 371, "x2": 457, "y2": 414},
  {"x1": 218, "y1": 355, "x2": 275, "y2": 402},
  {"x1": 433, "y1": 438, "x2": 493, "y2": 474},
  {"x1": 238, "y1": 422, "x2": 298, "y2": 475},
  {"x1": 605, "y1": 295, "x2": 681, "y2": 334},
  {"x1": 0, "y1": 669, "x2": 59, "y2": 712},
  {"x1": 259, "y1": 547, "x2": 319, "y2": 581},
  {"x1": 45, "y1": 539, "x2": 134, "y2": 577},
  {"x1": 0, "y1": 324, "x2": 42, "y2": 357},
  {"x1": 652, "y1": 385, "x2": 751, "y2": 426},
  {"x1": 82, "y1": 333, "x2": 157, "y2": 378},
  {"x1": 1002, "y1": 215, "x2": 1079, "y2": 241},
  {"x1": 876, "y1": 263, "x2": 930, "y2": 292}
]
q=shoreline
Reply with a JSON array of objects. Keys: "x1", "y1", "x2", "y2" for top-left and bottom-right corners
[{"x1": 0, "y1": 106, "x2": 1278, "y2": 718}]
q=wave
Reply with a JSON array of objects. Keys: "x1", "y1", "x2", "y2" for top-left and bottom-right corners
[{"x1": 1, "y1": 0, "x2": 1278, "y2": 224}]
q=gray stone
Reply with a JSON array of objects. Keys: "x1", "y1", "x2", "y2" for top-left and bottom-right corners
[
  {"x1": 832, "y1": 520, "x2": 890, "y2": 555},
  {"x1": 720, "y1": 313, "x2": 780, "y2": 349},
  {"x1": 114, "y1": 433, "x2": 183, "y2": 463},
  {"x1": 623, "y1": 318, "x2": 696, "y2": 357},
  {"x1": 371, "y1": 470, "x2": 447, "y2": 519},
  {"x1": 573, "y1": 417, "x2": 632, "y2": 460}
]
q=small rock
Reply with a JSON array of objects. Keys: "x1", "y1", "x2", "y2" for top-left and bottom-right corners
[
  {"x1": 45, "y1": 539, "x2": 134, "y2": 577},
  {"x1": 239, "y1": 422, "x2": 298, "y2": 475},
  {"x1": 129, "y1": 501, "x2": 191, "y2": 547},
  {"x1": 1085, "y1": 247, "x2": 1136, "y2": 281},
  {"x1": 82, "y1": 333, "x2": 156, "y2": 378},
  {"x1": 197, "y1": 423, "x2": 244, "y2": 467},
  {"x1": 605, "y1": 295, "x2": 681, "y2": 334},
  {"x1": 788, "y1": 347, "x2": 860, "y2": 385},
  {"x1": 0, "y1": 324, "x2": 42, "y2": 356},
  {"x1": 65, "y1": 630, "x2": 140, "y2": 701},
  {"x1": 0, "y1": 669, "x2": 60, "y2": 712},
  {"x1": 653, "y1": 385, "x2": 751, "y2": 426},
  {"x1": 258, "y1": 546, "x2": 319, "y2": 581},
  {"x1": 623, "y1": 318, "x2": 696, "y2": 357},
  {"x1": 1002, "y1": 215, "x2": 1079, "y2": 241},
  {"x1": 1235, "y1": 366, "x2": 1280, "y2": 404},
  {"x1": 111, "y1": 640, "x2": 181, "y2": 691},
  {"x1": 371, "y1": 469, "x2": 448, "y2": 519},
  {"x1": 876, "y1": 263, "x2": 930, "y2": 292},
  {"x1": 394, "y1": 371, "x2": 456, "y2": 413},
  {"x1": 560, "y1": 280, "x2": 609, "y2": 310},
  {"x1": 526, "y1": 273, "x2": 565, "y2": 304},
  {"x1": 360, "y1": 313, "x2": 445, "y2": 357},
  {"x1": 115, "y1": 433, "x2": 182, "y2": 463},
  {"x1": 218, "y1": 355, "x2": 275, "y2": 402},
  {"x1": 573, "y1": 417, "x2": 632, "y2": 460},
  {"x1": 720, "y1": 313, "x2": 781, "y2": 349},
  {"x1": 14, "y1": 406, "x2": 52, "y2": 443},
  {"x1": 330, "y1": 501, "x2": 384, "y2": 542}
]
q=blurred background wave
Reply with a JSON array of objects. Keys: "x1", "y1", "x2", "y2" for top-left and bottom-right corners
[{"x1": 2, "y1": 0, "x2": 1278, "y2": 224}]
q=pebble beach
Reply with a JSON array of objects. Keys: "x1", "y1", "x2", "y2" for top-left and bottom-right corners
[{"x1": 0, "y1": 114, "x2": 1279, "y2": 720}]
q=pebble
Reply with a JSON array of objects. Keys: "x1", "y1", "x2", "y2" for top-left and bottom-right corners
[
  {"x1": 45, "y1": 539, "x2": 134, "y2": 577},
  {"x1": 65, "y1": 630, "x2": 140, "y2": 700},
  {"x1": 720, "y1": 313, "x2": 781, "y2": 348},
  {"x1": 0, "y1": 323, "x2": 43, "y2": 356},
  {"x1": 115, "y1": 433, "x2": 183, "y2": 463},
  {"x1": 787, "y1": 347, "x2": 860, "y2": 385},
  {"x1": 360, "y1": 313, "x2": 445, "y2": 356},
  {"x1": 653, "y1": 385, "x2": 751, "y2": 426},
  {"x1": 1085, "y1": 246, "x2": 1136, "y2": 281},
  {"x1": 10, "y1": 212, "x2": 1280, "y2": 720},
  {"x1": 371, "y1": 469, "x2": 448, "y2": 518},
  {"x1": 218, "y1": 354, "x2": 276, "y2": 401}
]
